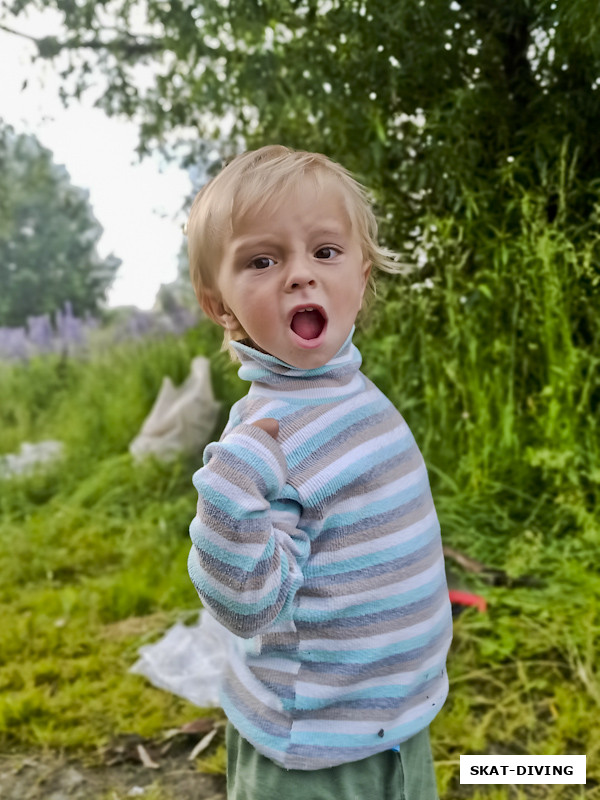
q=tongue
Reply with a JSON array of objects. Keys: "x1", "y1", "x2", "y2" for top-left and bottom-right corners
[{"x1": 291, "y1": 310, "x2": 324, "y2": 340}]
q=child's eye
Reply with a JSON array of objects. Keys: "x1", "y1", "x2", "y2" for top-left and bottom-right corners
[
  {"x1": 248, "y1": 256, "x2": 275, "y2": 270},
  {"x1": 315, "y1": 246, "x2": 340, "y2": 259}
]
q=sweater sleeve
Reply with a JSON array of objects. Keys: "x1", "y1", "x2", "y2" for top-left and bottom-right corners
[{"x1": 187, "y1": 423, "x2": 307, "y2": 638}]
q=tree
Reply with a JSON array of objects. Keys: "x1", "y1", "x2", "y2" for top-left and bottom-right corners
[
  {"x1": 0, "y1": 122, "x2": 120, "y2": 326},
  {"x1": 2, "y1": 1, "x2": 599, "y2": 225}
]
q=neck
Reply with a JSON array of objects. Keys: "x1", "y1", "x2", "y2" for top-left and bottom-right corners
[{"x1": 230, "y1": 327, "x2": 363, "y2": 402}]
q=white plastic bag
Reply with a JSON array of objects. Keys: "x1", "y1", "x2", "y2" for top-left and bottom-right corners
[
  {"x1": 129, "y1": 356, "x2": 221, "y2": 461},
  {"x1": 0, "y1": 440, "x2": 63, "y2": 478},
  {"x1": 129, "y1": 610, "x2": 234, "y2": 707}
]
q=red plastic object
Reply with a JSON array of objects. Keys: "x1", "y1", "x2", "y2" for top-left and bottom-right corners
[{"x1": 448, "y1": 590, "x2": 487, "y2": 613}]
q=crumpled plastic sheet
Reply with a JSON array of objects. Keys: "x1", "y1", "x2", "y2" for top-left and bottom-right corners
[
  {"x1": 129, "y1": 356, "x2": 221, "y2": 462},
  {"x1": 0, "y1": 440, "x2": 63, "y2": 478},
  {"x1": 129, "y1": 610, "x2": 234, "y2": 707}
]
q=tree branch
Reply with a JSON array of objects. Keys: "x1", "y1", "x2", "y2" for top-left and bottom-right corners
[
  {"x1": 0, "y1": 22, "x2": 163, "y2": 59},
  {"x1": 0, "y1": 22, "x2": 37, "y2": 43}
]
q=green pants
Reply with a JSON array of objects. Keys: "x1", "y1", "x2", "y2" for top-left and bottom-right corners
[{"x1": 226, "y1": 722, "x2": 439, "y2": 800}]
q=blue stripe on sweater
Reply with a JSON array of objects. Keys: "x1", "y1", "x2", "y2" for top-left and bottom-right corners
[
  {"x1": 297, "y1": 614, "x2": 451, "y2": 664},
  {"x1": 189, "y1": 516, "x2": 278, "y2": 570},
  {"x1": 293, "y1": 678, "x2": 441, "y2": 711},
  {"x1": 319, "y1": 471, "x2": 429, "y2": 526},
  {"x1": 304, "y1": 522, "x2": 440, "y2": 579},
  {"x1": 193, "y1": 481, "x2": 270, "y2": 521},
  {"x1": 295, "y1": 572, "x2": 446, "y2": 623},
  {"x1": 285, "y1": 399, "x2": 390, "y2": 470},
  {"x1": 289, "y1": 714, "x2": 435, "y2": 750}
]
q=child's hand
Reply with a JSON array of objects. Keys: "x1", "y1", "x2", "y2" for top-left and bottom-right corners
[{"x1": 251, "y1": 418, "x2": 279, "y2": 440}]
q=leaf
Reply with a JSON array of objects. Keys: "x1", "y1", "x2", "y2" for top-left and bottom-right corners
[
  {"x1": 179, "y1": 717, "x2": 217, "y2": 735},
  {"x1": 136, "y1": 743, "x2": 160, "y2": 769},
  {"x1": 188, "y1": 728, "x2": 218, "y2": 760},
  {"x1": 37, "y1": 36, "x2": 62, "y2": 58}
]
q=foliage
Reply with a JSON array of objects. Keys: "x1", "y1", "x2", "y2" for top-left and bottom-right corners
[
  {"x1": 0, "y1": 321, "x2": 233, "y2": 760},
  {"x1": 0, "y1": 301, "x2": 199, "y2": 361},
  {"x1": 153, "y1": 239, "x2": 199, "y2": 314},
  {"x1": 0, "y1": 318, "x2": 235, "y2": 458},
  {"x1": 2, "y1": 2, "x2": 600, "y2": 214},
  {"x1": 357, "y1": 146, "x2": 600, "y2": 496},
  {"x1": 0, "y1": 301, "x2": 98, "y2": 361},
  {"x1": 0, "y1": 122, "x2": 120, "y2": 326}
]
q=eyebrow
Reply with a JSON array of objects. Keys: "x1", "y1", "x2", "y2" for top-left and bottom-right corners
[
  {"x1": 232, "y1": 226, "x2": 348, "y2": 254},
  {"x1": 313, "y1": 227, "x2": 346, "y2": 239},
  {"x1": 309, "y1": 222, "x2": 349, "y2": 238},
  {"x1": 230, "y1": 238, "x2": 270, "y2": 259}
]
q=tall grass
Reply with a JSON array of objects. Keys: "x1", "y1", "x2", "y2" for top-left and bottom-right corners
[
  {"x1": 0, "y1": 321, "x2": 237, "y2": 459},
  {"x1": 356, "y1": 154, "x2": 600, "y2": 796},
  {"x1": 360, "y1": 152, "x2": 599, "y2": 538},
  {"x1": 362, "y1": 195, "x2": 599, "y2": 491},
  {"x1": 0, "y1": 322, "x2": 240, "y2": 758}
]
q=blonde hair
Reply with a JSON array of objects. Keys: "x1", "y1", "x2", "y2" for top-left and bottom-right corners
[{"x1": 186, "y1": 145, "x2": 405, "y2": 360}]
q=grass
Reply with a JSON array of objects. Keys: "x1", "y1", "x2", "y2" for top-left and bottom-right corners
[
  {"x1": 1, "y1": 214, "x2": 599, "y2": 800},
  {"x1": 0, "y1": 452, "x2": 217, "y2": 751},
  {"x1": 0, "y1": 324, "x2": 233, "y2": 767}
]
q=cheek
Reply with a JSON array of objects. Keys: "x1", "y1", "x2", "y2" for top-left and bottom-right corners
[{"x1": 240, "y1": 294, "x2": 277, "y2": 333}]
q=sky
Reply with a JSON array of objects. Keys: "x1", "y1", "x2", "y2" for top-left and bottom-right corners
[{"x1": 0, "y1": 8, "x2": 193, "y2": 310}]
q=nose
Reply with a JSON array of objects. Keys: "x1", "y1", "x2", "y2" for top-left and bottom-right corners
[{"x1": 284, "y1": 253, "x2": 317, "y2": 291}]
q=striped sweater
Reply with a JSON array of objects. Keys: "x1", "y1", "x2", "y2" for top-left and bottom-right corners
[{"x1": 188, "y1": 327, "x2": 453, "y2": 770}]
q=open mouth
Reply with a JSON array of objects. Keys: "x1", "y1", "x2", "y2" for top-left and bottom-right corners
[{"x1": 290, "y1": 307, "x2": 327, "y2": 341}]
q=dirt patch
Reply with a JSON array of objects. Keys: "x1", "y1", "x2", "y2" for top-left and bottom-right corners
[{"x1": 0, "y1": 749, "x2": 226, "y2": 800}]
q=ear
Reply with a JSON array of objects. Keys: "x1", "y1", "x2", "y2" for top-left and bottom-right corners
[
  {"x1": 362, "y1": 260, "x2": 372, "y2": 288},
  {"x1": 201, "y1": 288, "x2": 242, "y2": 333},
  {"x1": 359, "y1": 260, "x2": 372, "y2": 301}
]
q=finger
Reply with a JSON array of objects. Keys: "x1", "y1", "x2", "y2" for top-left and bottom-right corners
[{"x1": 250, "y1": 418, "x2": 279, "y2": 439}]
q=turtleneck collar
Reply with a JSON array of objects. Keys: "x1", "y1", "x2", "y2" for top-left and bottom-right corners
[{"x1": 230, "y1": 326, "x2": 364, "y2": 402}]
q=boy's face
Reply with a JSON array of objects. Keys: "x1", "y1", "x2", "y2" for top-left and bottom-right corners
[{"x1": 202, "y1": 178, "x2": 371, "y2": 369}]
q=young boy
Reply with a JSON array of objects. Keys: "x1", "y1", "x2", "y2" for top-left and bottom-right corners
[{"x1": 186, "y1": 145, "x2": 453, "y2": 799}]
